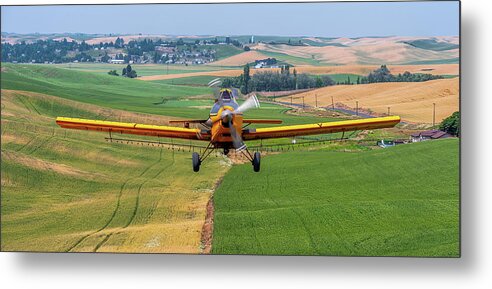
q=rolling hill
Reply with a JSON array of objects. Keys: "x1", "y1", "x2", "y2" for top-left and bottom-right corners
[
  {"x1": 1, "y1": 89, "x2": 227, "y2": 252},
  {"x1": 282, "y1": 77, "x2": 460, "y2": 123},
  {"x1": 251, "y1": 36, "x2": 459, "y2": 66}
]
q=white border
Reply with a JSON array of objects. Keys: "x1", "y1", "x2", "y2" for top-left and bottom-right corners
[{"x1": 2, "y1": 1, "x2": 491, "y2": 288}]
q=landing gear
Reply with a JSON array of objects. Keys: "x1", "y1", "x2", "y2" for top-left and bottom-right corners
[
  {"x1": 253, "y1": 152, "x2": 261, "y2": 172},
  {"x1": 192, "y1": 142, "x2": 215, "y2": 172},
  {"x1": 192, "y1": 143, "x2": 261, "y2": 173},
  {"x1": 192, "y1": 152, "x2": 201, "y2": 172},
  {"x1": 237, "y1": 149, "x2": 261, "y2": 172}
]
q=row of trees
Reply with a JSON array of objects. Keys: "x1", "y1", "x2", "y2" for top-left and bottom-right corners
[
  {"x1": 222, "y1": 65, "x2": 335, "y2": 94},
  {"x1": 1, "y1": 36, "x2": 235, "y2": 64},
  {"x1": 1, "y1": 39, "x2": 93, "y2": 63},
  {"x1": 359, "y1": 65, "x2": 444, "y2": 84}
]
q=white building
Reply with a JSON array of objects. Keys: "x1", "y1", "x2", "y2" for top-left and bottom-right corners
[{"x1": 109, "y1": 59, "x2": 125, "y2": 64}]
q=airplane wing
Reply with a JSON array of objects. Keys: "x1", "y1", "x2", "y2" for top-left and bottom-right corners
[
  {"x1": 242, "y1": 116, "x2": 400, "y2": 140},
  {"x1": 56, "y1": 117, "x2": 210, "y2": 140}
]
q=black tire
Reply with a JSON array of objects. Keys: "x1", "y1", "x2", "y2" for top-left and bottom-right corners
[
  {"x1": 253, "y1": 152, "x2": 261, "y2": 172},
  {"x1": 192, "y1": 152, "x2": 201, "y2": 172}
]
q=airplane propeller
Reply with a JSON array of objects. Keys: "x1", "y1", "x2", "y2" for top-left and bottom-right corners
[{"x1": 220, "y1": 94, "x2": 260, "y2": 151}]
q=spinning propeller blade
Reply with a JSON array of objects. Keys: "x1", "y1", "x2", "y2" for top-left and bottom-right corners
[
  {"x1": 220, "y1": 94, "x2": 261, "y2": 152},
  {"x1": 236, "y1": 94, "x2": 260, "y2": 114}
]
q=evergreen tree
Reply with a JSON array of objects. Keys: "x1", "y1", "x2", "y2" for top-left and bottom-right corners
[{"x1": 242, "y1": 65, "x2": 251, "y2": 94}]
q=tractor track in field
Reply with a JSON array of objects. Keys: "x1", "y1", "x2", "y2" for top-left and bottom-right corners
[
  {"x1": 124, "y1": 149, "x2": 173, "y2": 228},
  {"x1": 18, "y1": 96, "x2": 41, "y2": 116},
  {"x1": 290, "y1": 208, "x2": 320, "y2": 255},
  {"x1": 92, "y1": 149, "x2": 176, "y2": 252},
  {"x1": 24, "y1": 135, "x2": 54, "y2": 155},
  {"x1": 66, "y1": 149, "x2": 165, "y2": 252},
  {"x1": 15, "y1": 136, "x2": 36, "y2": 152},
  {"x1": 139, "y1": 155, "x2": 180, "y2": 225}
]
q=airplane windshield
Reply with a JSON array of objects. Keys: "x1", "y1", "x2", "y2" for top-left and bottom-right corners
[{"x1": 221, "y1": 90, "x2": 232, "y2": 101}]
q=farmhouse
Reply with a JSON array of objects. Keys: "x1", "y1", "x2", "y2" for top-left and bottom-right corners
[{"x1": 411, "y1": 130, "x2": 452, "y2": 142}]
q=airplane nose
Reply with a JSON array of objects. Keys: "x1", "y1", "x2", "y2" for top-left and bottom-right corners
[{"x1": 220, "y1": 109, "x2": 234, "y2": 126}]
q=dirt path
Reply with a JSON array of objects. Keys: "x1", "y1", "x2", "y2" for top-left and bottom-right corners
[{"x1": 200, "y1": 177, "x2": 225, "y2": 254}]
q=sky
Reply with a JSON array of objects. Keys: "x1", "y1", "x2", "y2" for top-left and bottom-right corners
[{"x1": 1, "y1": 1, "x2": 459, "y2": 37}]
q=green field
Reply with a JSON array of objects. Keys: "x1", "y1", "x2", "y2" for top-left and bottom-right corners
[
  {"x1": 1, "y1": 89, "x2": 225, "y2": 252},
  {"x1": 323, "y1": 73, "x2": 362, "y2": 84},
  {"x1": 151, "y1": 75, "x2": 224, "y2": 86},
  {"x1": 48, "y1": 62, "x2": 233, "y2": 76},
  {"x1": 257, "y1": 50, "x2": 327, "y2": 66},
  {"x1": 212, "y1": 139, "x2": 459, "y2": 256},
  {"x1": 206, "y1": 44, "x2": 244, "y2": 59},
  {"x1": 1, "y1": 62, "x2": 459, "y2": 256},
  {"x1": 1, "y1": 63, "x2": 343, "y2": 123},
  {"x1": 403, "y1": 39, "x2": 459, "y2": 51}
]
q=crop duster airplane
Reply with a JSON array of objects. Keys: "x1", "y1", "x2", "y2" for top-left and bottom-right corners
[{"x1": 56, "y1": 79, "x2": 400, "y2": 172}]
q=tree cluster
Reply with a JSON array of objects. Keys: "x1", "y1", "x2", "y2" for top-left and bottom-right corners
[
  {"x1": 122, "y1": 64, "x2": 137, "y2": 78},
  {"x1": 439, "y1": 111, "x2": 460, "y2": 136},
  {"x1": 359, "y1": 65, "x2": 444, "y2": 84},
  {"x1": 255, "y1": 58, "x2": 277, "y2": 65},
  {"x1": 222, "y1": 65, "x2": 334, "y2": 93},
  {"x1": 1, "y1": 38, "x2": 93, "y2": 63}
]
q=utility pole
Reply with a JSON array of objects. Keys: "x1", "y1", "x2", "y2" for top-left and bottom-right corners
[
  {"x1": 315, "y1": 94, "x2": 318, "y2": 108},
  {"x1": 290, "y1": 96, "x2": 293, "y2": 105},
  {"x1": 387, "y1": 106, "x2": 390, "y2": 116},
  {"x1": 302, "y1": 96, "x2": 305, "y2": 108},
  {"x1": 331, "y1": 96, "x2": 334, "y2": 110},
  {"x1": 432, "y1": 103, "x2": 436, "y2": 127},
  {"x1": 356, "y1": 101, "x2": 359, "y2": 116}
]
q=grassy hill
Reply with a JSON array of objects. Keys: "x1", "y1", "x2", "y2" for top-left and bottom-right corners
[
  {"x1": 1, "y1": 89, "x2": 227, "y2": 252},
  {"x1": 403, "y1": 39, "x2": 459, "y2": 51},
  {"x1": 50, "y1": 63, "x2": 233, "y2": 76},
  {"x1": 1, "y1": 63, "x2": 345, "y2": 124},
  {"x1": 212, "y1": 139, "x2": 459, "y2": 256}
]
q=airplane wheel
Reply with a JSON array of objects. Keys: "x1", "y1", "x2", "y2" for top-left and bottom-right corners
[
  {"x1": 192, "y1": 152, "x2": 201, "y2": 172},
  {"x1": 252, "y1": 152, "x2": 261, "y2": 172}
]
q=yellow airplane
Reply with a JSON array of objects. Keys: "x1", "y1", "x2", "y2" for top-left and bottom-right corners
[{"x1": 56, "y1": 87, "x2": 400, "y2": 172}]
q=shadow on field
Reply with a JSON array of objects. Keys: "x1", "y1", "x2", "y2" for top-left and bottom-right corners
[{"x1": 9, "y1": 11, "x2": 477, "y2": 281}]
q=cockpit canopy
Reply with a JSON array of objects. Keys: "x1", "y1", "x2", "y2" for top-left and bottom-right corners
[
  {"x1": 210, "y1": 88, "x2": 239, "y2": 114},
  {"x1": 218, "y1": 88, "x2": 235, "y2": 102}
]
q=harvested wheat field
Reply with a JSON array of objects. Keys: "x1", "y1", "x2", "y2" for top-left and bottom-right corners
[
  {"x1": 206, "y1": 50, "x2": 269, "y2": 66},
  {"x1": 282, "y1": 78, "x2": 459, "y2": 123},
  {"x1": 255, "y1": 36, "x2": 459, "y2": 65},
  {"x1": 280, "y1": 64, "x2": 459, "y2": 75}
]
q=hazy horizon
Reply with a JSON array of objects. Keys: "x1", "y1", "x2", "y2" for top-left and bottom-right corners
[{"x1": 1, "y1": 2, "x2": 459, "y2": 38}]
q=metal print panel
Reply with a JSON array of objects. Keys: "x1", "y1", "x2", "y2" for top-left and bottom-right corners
[{"x1": 0, "y1": 1, "x2": 460, "y2": 256}]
